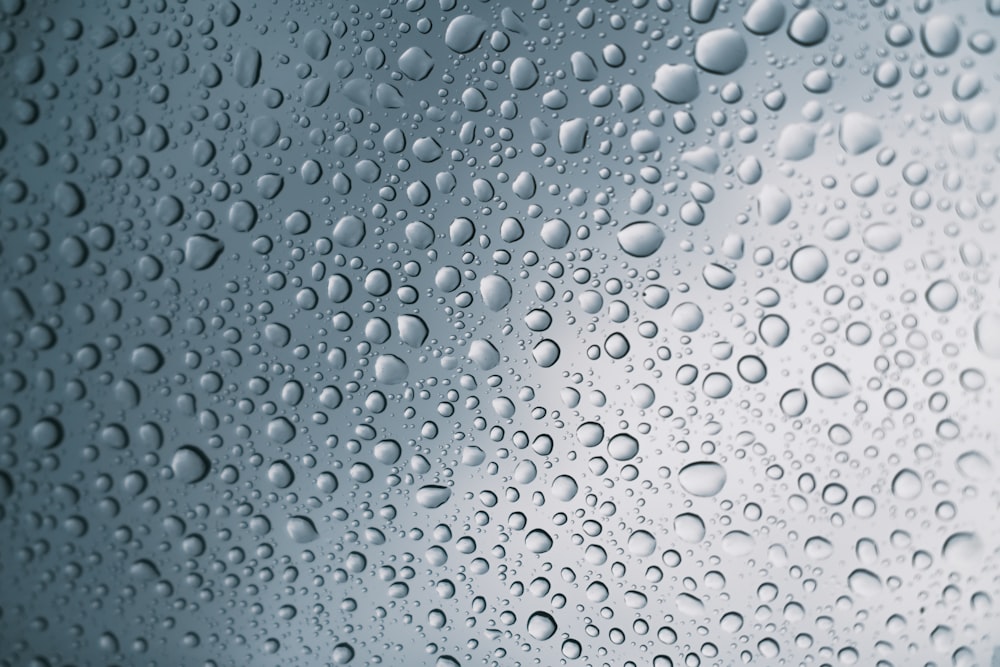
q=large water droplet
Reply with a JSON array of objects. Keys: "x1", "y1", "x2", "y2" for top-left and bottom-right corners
[
  {"x1": 678, "y1": 461, "x2": 727, "y2": 497},
  {"x1": 811, "y1": 363, "x2": 851, "y2": 399},
  {"x1": 652, "y1": 63, "x2": 700, "y2": 103},
  {"x1": 286, "y1": 516, "x2": 319, "y2": 543},
  {"x1": 694, "y1": 29, "x2": 747, "y2": 74},
  {"x1": 527, "y1": 611, "x2": 558, "y2": 640},
  {"x1": 618, "y1": 221, "x2": 664, "y2": 257},
  {"x1": 171, "y1": 446, "x2": 210, "y2": 484},
  {"x1": 416, "y1": 485, "x2": 451, "y2": 509}
]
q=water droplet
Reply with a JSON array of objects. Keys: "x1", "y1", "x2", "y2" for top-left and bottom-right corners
[
  {"x1": 621, "y1": 530, "x2": 656, "y2": 557},
  {"x1": 811, "y1": 363, "x2": 851, "y2": 399},
  {"x1": 790, "y1": 245, "x2": 829, "y2": 283},
  {"x1": 416, "y1": 485, "x2": 451, "y2": 508},
  {"x1": 607, "y1": 433, "x2": 640, "y2": 461},
  {"x1": 509, "y1": 57, "x2": 539, "y2": 90},
  {"x1": 397, "y1": 47, "x2": 434, "y2": 80},
  {"x1": 780, "y1": 389, "x2": 808, "y2": 417},
  {"x1": 743, "y1": 0, "x2": 786, "y2": 34},
  {"x1": 678, "y1": 461, "x2": 727, "y2": 497},
  {"x1": 671, "y1": 302, "x2": 704, "y2": 331},
  {"x1": 527, "y1": 611, "x2": 558, "y2": 640},
  {"x1": 375, "y1": 355, "x2": 409, "y2": 384},
  {"x1": 618, "y1": 221, "x2": 664, "y2": 257},
  {"x1": 480, "y1": 274, "x2": 513, "y2": 311},
  {"x1": 847, "y1": 569, "x2": 882, "y2": 597},
  {"x1": 921, "y1": 15, "x2": 961, "y2": 56},
  {"x1": 862, "y1": 222, "x2": 902, "y2": 252},
  {"x1": 891, "y1": 469, "x2": 922, "y2": 500},
  {"x1": 974, "y1": 312, "x2": 1000, "y2": 358},
  {"x1": 286, "y1": 516, "x2": 319, "y2": 543},
  {"x1": 804, "y1": 536, "x2": 834, "y2": 560},
  {"x1": 551, "y1": 475, "x2": 578, "y2": 501},
  {"x1": 445, "y1": 14, "x2": 486, "y2": 53},
  {"x1": 839, "y1": 113, "x2": 882, "y2": 154},
  {"x1": 758, "y1": 185, "x2": 792, "y2": 225},
  {"x1": 926, "y1": 279, "x2": 959, "y2": 312},
  {"x1": 171, "y1": 446, "x2": 210, "y2": 484},
  {"x1": 532, "y1": 339, "x2": 561, "y2": 367},
  {"x1": 652, "y1": 64, "x2": 700, "y2": 103},
  {"x1": 268, "y1": 461, "x2": 295, "y2": 488},
  {"x1": 694, "y1": 29, "x2": 748, "y2": 75},
  {"x1": 788, "y1": 8, "x2": 829, "y2": 46},
  {"x1": 525, "y1": 528, "x2": 554, "y2": 553},
  {"x1": 673, "y1": 513, "x2": 706, "y2": 542}
]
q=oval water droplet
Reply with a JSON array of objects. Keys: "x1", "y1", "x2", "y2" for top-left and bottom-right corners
[{"x1": 678, "y1": 461, "x2": 727, "y2": 497}]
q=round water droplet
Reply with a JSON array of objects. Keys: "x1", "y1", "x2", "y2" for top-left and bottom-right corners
[
  {"x1": 171, "y1": 446, "x2": 210, "y2": 484},
  {"x1": 527, "y1": 611, "x2": 557, "y2": 640},
  {"x1": 286, "y1": 516, "x2": 319, "y2": 543},
  {"x1": 509, "y1": 57, "x2": 539, "y2": 90},
  {"x1": 628, "y1": 530, "x2": 657, "y2": 556},
  {"x1": 618, "y1": 221, "x2": 664, "y2": 258},
  {"x1": 926, "y1": 279, "x2": 959, "y2": 312},
  {"x1": 131, "y1": 344, "x2": 164, "y2": 373},
  {"x1": 694, "y1": 29, "x2": 747, "y2": 74},
  {"x1": 790, "y1": 245, "x2": 829, "y2": 283},
  {"x1": 374, "y1": 354, "x2": 409, "y2": 384},
  {"x1": 788, "y1": 8, "x2": 828, "y2": 45},
  {"x1": 671, "y1": 302, "x2": 704, "y2": 331},
  {"x1": 721, "y1": 530, "x2": 755, "y2": 556},
  {"x1": 673, "y1": 513, "x2": 706, "y2": 542},
  {"x1": 738, "y1": 355, "x2": 768, "y2": 383},
  {"x1": 31, "y1": 417, "x2": 64, "y2": 449},
  {"x1": 891, "y1": 468, "x2": 922, "y2": 500},
  {"x1": 702, "y1": 372, "x2": 733, "y2": 399},
  {"x1": 551, "y1": 475, "x2": 578, "y2": 501},
  {"x1": 604, "y1": 332, "x2": 630, "y2": 359},
  {"x1": 943, "y1": 531, "x2": 983, "y2": 568},
  {"x1": 921, "y1": 15, "x2": 960, "y2": 56},
  {"x1": 268, "y1": 461, "x2": 295, "y2": 488},
  {"x1": 703, "y1": 263, "x2": 735, "y2": 290},
  {"x1": 481, "y1": 274, "x2": 513, "y2": 311},
  {"x1": 811, "y1": 363, "x2": 851, "y2": 399},
  {"x1": 759, "y1": 314, "x2": 790, "y2": 347},
  {"x1": 607, "y1": 433, "x2": 639, "y2": 461},
  {"x1": 743, "y1": 0, "x2": 785, "y2": 34},
  {"x1": 780, "y1": 389, "x2": 808, "y2": 417},
  {"x1": 525, "y1": 528, "x2": 553, "y2": 553},
  {"x1": 333, "y1": 215, "x2": 366, "y2": 247},
  {"x1": 532, "y1": 339, "x2": 561, "y2": 367}
]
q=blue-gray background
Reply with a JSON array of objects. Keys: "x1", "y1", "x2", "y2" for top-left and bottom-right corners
[{"x1": 2, "y1": 0, "x2": 1000, "y2": 665}]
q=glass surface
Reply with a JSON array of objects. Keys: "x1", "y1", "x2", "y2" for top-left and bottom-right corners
[{"x1": 1, "y1": 1, "x2": 1000, "y2": 665}]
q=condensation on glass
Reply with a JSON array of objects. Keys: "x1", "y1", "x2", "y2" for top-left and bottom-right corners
[{"x1": 1, "y1": 0, "x2": 999, "y2": 665}]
